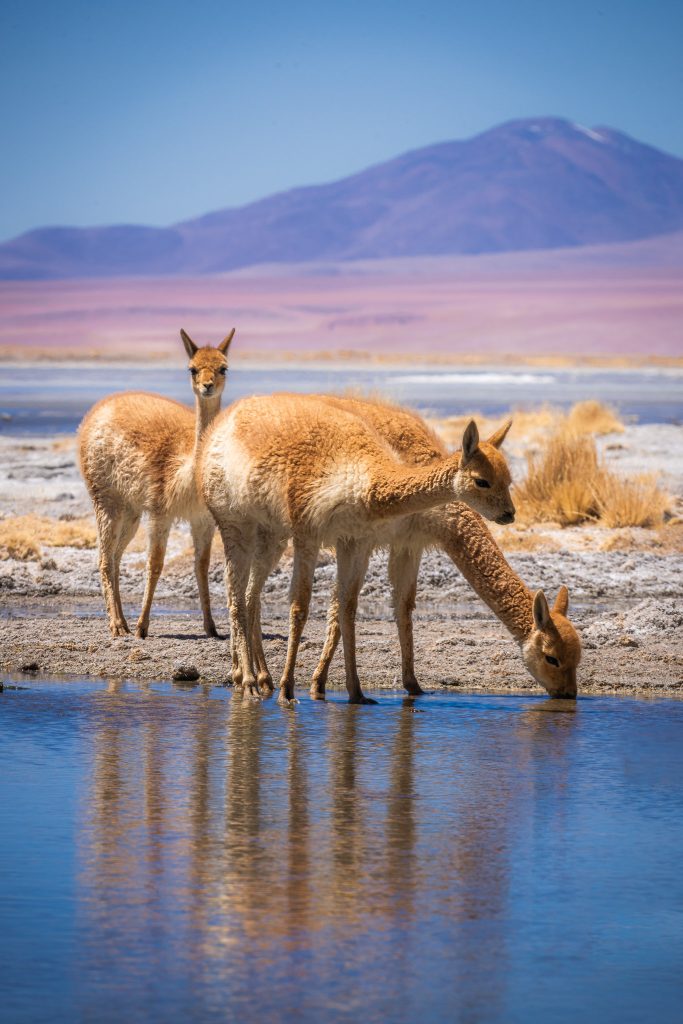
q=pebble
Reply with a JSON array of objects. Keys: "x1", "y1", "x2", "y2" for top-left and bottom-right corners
[
  {"x1": 618, "y1": 635, "x2": 639, "y2": 648},
  {"x1": 172, "y1": 662, "x2": 200, "y2": 681}
]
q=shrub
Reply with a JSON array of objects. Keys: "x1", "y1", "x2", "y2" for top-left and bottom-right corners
[
  {"x1": 515, "y1": 434, "x2": 670, "y2": 528},
  {"x1": 0, "y1": 515, "x2": 98, "y2": 561}
]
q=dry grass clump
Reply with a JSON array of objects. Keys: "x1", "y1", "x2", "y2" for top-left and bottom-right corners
[
  {"x1": 515, "y1": 433, "x2": 670, "y2": 528},
  {"x1": 593, "y1": 473, "x2": 670, "y2": 528},
  {"x1": 564, "y1": 400, "x2": 624, "y2": 436},
  {"x1": 430, "y1": 400, "x2": 623, "y2": 450},
  {"x1": 494, "y1": 527, "x2": 560, "y2": 552},
  {"x1": 0, "y1": 523, "x2": 42, "y2": 561},
  {"x1": 51, "y1": 437, "x2": 77, "y2": 453},
  {"x1": 0, "y1": 515, "x2": 98, "y2": 561},
  {"x1": 515, "y1": 434, "x2": 600, "y2": 525}
]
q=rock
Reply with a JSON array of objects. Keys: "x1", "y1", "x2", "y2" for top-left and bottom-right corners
[
  {"x1": 172, "y1": 662, "x2": 200, "y2": 681},
  {"x1": 20, "y1": 661, "x2": 39, "y2": 672},
  {"x1": 618, "y1": 635, "x2": 639, "y2": 648},
  {"x1": 128, "y1": 648, "x2": 150, "y2": 662}
]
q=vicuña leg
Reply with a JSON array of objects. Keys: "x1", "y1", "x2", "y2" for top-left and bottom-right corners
[
  {"x1": 278, "y1": 538, "x2": 319, "y2": 705},
  {"x1": 387, "y1": 545, "x2": 425, "y2": 696},
  {"x1": 310, "y1": 583, "x2": 341, "y2": 700},
  {"x1": 136, "y1": 516, "x2": 172, "y2": 639},
  {"x1": 191, "y1": 516, "x2": 218, "y2": 638},
  {"x1": 247, "y1": 530, "x2": 287, "y2": 694},
  {"x1": 336, "y1": 537, "x2": 376, "y2": 705},
  {"x1": 112, "y1": 508, "x2": 141, "y2": 634},
  {"x1": 220, "y1": 522, "x2": 261, "y2": 702},
  {"x1": 94, "y1": 499, "x2": 130, "y2": 637}
]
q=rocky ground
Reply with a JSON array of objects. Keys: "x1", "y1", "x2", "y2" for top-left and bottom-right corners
[{"x1": 1, "y1": 425, "x2": 683, "y2": 697}]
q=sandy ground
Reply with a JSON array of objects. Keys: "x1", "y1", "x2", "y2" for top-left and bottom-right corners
[{"x1": 1, "y1": 424, "x2": 683, "y2": 696}]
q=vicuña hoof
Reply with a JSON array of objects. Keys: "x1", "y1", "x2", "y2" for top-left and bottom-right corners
[
  {"x1": 309, "y1": 687, "x2": 326, "y2": 701},
  {"x1": 257, "y1": 673, "x2": 274, "y2": 694},
  {"x1": 204, "y1": 622, "x2": 219, "y2": 639},
  {"x1": 135, "y1": 625, "x2": 148, "y2": 639},
  {"x1": 350, "y1": 694, "x2": 378, "y2": 705},
  {"x1": 404, "y1": 682, "x2": 428, "y2": 696},
  {"x1": 111, "y1": 621, "x2": 130, "y2": 637},
  {"x1": 241, "y1": 684, "x2": 262, "y2": 704},
  {"x1": 278, "y1": 693, "x2": 299, "y2": 708}
]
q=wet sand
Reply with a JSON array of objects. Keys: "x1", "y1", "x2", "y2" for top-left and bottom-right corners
[{"x1": 3, "y1": 591, "x2": 683, "y2": 696}]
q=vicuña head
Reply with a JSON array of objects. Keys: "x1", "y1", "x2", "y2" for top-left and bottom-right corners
[
  {"x1": 522, "y1": 587, "x2": 581, "y2": 698},
  {"x1": 181, "y1": 327, "x2": 234, "y2": 401},
  {"x1": 457, "y1": 419, "x2": 515, "y2": 525}
]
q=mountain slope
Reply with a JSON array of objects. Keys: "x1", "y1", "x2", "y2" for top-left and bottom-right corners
[{"x1": 2, "y1": 117, "x2": 683, "y2": 279}]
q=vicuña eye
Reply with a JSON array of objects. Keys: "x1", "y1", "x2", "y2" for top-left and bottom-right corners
[
  {"x1": 219, "y1": 367, "x2": 227, "y2": 376},
  {"x1": 475, "y1": 478, "x2": 491, "y2": 489},
  {"x1": 190, "y1": 367, "x2": 198, "y2": 377},
  {"x1": 545, "y1": 655, "x2": 560, "y2": 667}
]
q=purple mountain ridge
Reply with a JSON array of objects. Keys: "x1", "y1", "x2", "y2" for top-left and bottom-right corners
[{"x1": 2, "y1": 117, "x2": 683, "y2": 279}]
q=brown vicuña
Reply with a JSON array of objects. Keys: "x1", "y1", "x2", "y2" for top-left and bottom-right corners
[
  {"x1": 79, "y1": 328, "x2": 234, "y2": 638},
  {"x1": 199, "y1": 392, "x2": 515, "y2": 705},
  {"x1": 309, "y1": 396, "x2": 581, "y2": 699}
]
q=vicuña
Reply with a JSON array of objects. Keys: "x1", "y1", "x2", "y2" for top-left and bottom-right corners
[
  {"x1": 199, "y1": 392, "x2": 515, "y2": 705},
  {"x1": 309, "y1": 397, "x2": 581, "y2": 700},
  {"x1": 79, "y1": 328, "x2": 234, "y2": 638}
]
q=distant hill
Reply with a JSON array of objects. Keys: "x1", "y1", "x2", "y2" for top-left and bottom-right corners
[{"x1": 2, "y1": 117, "x2": 683, "y2": 279}]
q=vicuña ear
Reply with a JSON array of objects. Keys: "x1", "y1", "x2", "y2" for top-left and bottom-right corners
[
  {"x1": 218, "y1": 328, "x2": 236, "y2": 354},
  {"x1": 553, "y1": 585, "x2": 569, "y2": 616},
  {"x1": 461, "y1": 420, "x2": 480, "y2": 464},
  {"x1": 180, "y1": 328, "x2": 198, "y2": 358},
  {"x1": 487, "y1": 418, "x2": 512, "y2": 449},
  {"x1": 533, "y1": 590, "x2": 551, "y2": 631}
]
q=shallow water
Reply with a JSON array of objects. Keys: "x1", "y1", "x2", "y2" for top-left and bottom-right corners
[
  {"x1": 1, "y1": 364, "x2": 682, "y2": 434},
  {"x1": 2, "y1": 681, "x2": 683, "y2": 1022}
]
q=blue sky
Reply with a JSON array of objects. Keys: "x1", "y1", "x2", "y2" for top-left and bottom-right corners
[{"x1": 1, "y1": 0, "x2": 682, "y2": 241}]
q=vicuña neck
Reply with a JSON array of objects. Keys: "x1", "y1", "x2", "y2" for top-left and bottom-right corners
[
  {"x1": 431, "y1": 504, "x2": 535, "y2": 643},
  {"x1": 366, "y1": 453, "x2": 462, "y2": 520},
  {"x1": 194, "y1": 395, "x2": 222, "y2": 459}
]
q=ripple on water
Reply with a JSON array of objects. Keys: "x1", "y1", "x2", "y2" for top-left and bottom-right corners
[{"x1": 2, "y1": 680, "x2": 683, "y2": 1023}]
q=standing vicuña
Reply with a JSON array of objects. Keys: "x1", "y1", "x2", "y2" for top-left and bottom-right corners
[
  {"x1": 79, "y1": 328, "x2": 234, "y2": 638},
  {"x1": 199, "y1": 393, "x2": 515, "y2": 704},
  {"x1": 309, "y1": 397, "x2": 581, "y2": 699}
]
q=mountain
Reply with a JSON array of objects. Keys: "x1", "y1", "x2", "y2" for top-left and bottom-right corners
[{"x1": 2, "y1": 117, "x2": 683, "y2": 279}]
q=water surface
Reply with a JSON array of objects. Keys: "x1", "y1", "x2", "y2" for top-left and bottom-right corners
[
  {"x1": 2, "y1": 364, "x2": 682, "y2": 435},
  {"x1": 2, "y1": 681, "x2": 682, "y2": 1022}
]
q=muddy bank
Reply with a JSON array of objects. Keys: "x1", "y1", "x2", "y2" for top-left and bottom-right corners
[{"x1": 3, "y1": 590, "x2": 683, "y2": 697}]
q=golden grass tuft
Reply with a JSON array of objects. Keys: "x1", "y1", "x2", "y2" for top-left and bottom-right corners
[
  {"x1": 51, "y1": 437, "x2": 77, "y2": 453},
  {"x1": 515, "y1": 434, "x2": 600, "y2": 525},
  {"x1": 593, "y1": 473, "x2": 670, "y2": 528},
  {"x1": 430, "y1": 400, "x2": 624, "y2": 450},
  {"x1": 0, "y1": 515, "x2": 98, "y2": 561},
  {"x1": 494, "y1": 527, "x2": 560, "y2": 552},
  {"x1": 564, "y1": 400, "x2": 624, "y2": 437},
  {"x1": 0, "y1": 524, "x2": 42, "y2": 561},
  {"x1": 515, "y1": 433, "x2": 671, "y2": 528}
]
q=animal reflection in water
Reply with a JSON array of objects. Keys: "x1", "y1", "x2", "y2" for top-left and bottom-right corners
[{"x1": 78, "y1": 686, "x2": 577, "y2": 1003}]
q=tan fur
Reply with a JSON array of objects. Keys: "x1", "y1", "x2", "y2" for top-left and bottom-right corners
[
  {"x1": 78, "y1": 329, "x2": 235, "y2": 637},
  {"x1": 309, "y1": 397, "x2": 581, "y2": 699},
  {"x1": 199, "y1": 393, "x2": 515, "y2": 705}
]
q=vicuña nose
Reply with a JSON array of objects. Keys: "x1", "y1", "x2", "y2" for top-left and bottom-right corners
[{"x1": 497, "y1": 510, "x2": 515, "y2": 525}]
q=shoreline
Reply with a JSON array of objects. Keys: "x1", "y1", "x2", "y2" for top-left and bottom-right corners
[
  {"x1": 2, "y1": 595, "x2": 683, "y2": 698},
  {"x1": 1, "y1": 419, "x2": 682, "y2": 700},
  {"x1": 3, "y1": 352, "x2": 683, "y2": 370}
]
